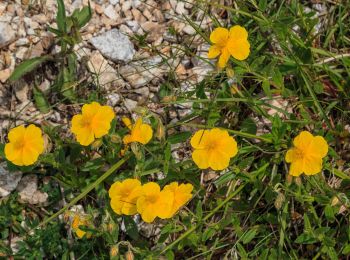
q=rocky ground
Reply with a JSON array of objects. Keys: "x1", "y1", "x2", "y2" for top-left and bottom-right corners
[
  {"x1": 0, "y1": 0, "x2": 219, "y2": 139},
  {"x1": 0, "y1": 0, "x2": 222, "y2": 226}
]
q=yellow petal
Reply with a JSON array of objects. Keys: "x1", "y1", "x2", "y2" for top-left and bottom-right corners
[
  {"x1": 227, "y1": 39, "x2": 250, "y2": 61},
  {"x1": 309, "y1": 136, "x2": 328, "y2": 158},
  {"x1": 92, "y1": 105, "x2": 115, "y2": 138},
  {"x1": 229, "y1": 25, "x2": 248, "y2": 40},
  {"x1": 7, "y1": 125, "x2": 25, "y2": 143},
  {"x1": 122, "y1": 117, "x2": 133, "y2": 130},
  {"x1": 21, "y1": 146, "x2": 40, "y2": 166},
  {"x1": 293, "y1": 131, "x2": 313, "y2": 150},
  {"x1": 121, "y1": 201, "x2": 138, "y2": 215},
  {"x1": 157, "y1": 190, "x2": 174, "y2": 219},
  {"x1": 25, "y1": 125, "x2": 44, "y2": 154},
  {"x1": 218, "y1": 48, "x2": 230, "y2": 68},
  {"x1": 138, "y1": 124, "x2": 153, "y2": 144},
  {"x1": 212, "y1": 129, "x2": 238, "y2": 158},
  {"x1": 190, "y1": 130, "x2": 208, "y2": 149},
  {"x1": 208, "y1": 151, "x2": 230, "y2": 171},
  {"x1": 141, "y1": 182, "x2": 160, "y2": 195},
  {"x1": 192, "y1": 149, "x2": 210, "y2": 169},
  {"x1": 4, "y1": 143, "x2": 22, "y2": 165},
  {"x1": 208, "y1": 45, "x2": 221, "y2": 59},
  {"x1": 210, "y1": 27, "x2": 229, "y2": 44},
  {"x1": 109, "y1": 181, "x2": 122, "y2": 198},
  {"x1": 285, "y1": 148, "x2": 298, "y2": 163},
  {"x1": 289, "y1": 160, "x2": 303, "y2": 177},
  {"x1": 110, "y1": 197, "x2": 123, "y2": 215},
  {"x1": 141, "y1": 205, "x2": 157, "y2": 223},
  {"x1": 76, "y1": 127, "x2": 95, "y2": 146},
  {"x1": 303, "y1": 157, "x2": 322, "y2": 175},
  {"x1": 81, "y1": 102, "x2": 99, "y2": 118},
  {"x1": 123, "y1": 134, "x2": 133, "y2": 145}
]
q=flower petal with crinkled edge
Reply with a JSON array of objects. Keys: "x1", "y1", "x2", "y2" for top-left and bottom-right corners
[
  {"x1": 210, "y1": 27, "x2": 229, "y2": 45},
  {"x1": 208, "y1": 45, "x2": 221, "y2": 58}
]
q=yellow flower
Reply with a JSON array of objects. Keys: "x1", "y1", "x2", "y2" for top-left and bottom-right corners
[
  {"x1": 208, "y1": 25, "x2": 250, "y2": 68},
  {"x1": 136, "y1": 182, "x2": 174, "y2": 223},
  {"x1": 285, "y1": 131, "x2": 328, "y2": 177},
  {"x1": 190, "y1": 128, "x2": 238, "y2": 171},
  {"x1": 72, "y1": 214, "x2": 91, "y2": 239},
  {"x1": 122, "y1": 117, "x2": 153, "y2": 145},
  {"x1": 4, "y1": 124, "x2": 44, "y2": 166},
  {"x1": 109, "y1": 179, "x2": 142, "y2": 215},
  {"x1": 163, "y1": 182, "x2": 193, "y2": 217},
  {"x1": 71, "y1": 102, "x2": 115, "y2": 146}
]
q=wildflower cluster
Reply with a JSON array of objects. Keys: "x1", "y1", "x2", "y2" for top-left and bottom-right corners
[
  {"x1": 1, "y1": 25, "x2": 331, "y2": 233},
  {"x1": 108, "y1": 179, "x2": 193, "y2": 223}
]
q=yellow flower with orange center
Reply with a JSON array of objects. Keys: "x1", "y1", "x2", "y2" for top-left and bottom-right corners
[
  {"x1": 208, "y1": 25, "x2": 250, "y2": 68},
  {"x1": 4, "y1": 124, "x2": 44, "y2": 166},
  {"x1": 71, "y1": 102, "x2": 115, "y2": 146},
  {"x1": 136, "y1": 182, "x2": 174, "y2": 223},
  {"x1": 122, "y1": 117, "x2": 153, "y2": 145},
  {"x1": 285, "y1": 131, "x2": 328, "y2": 176},
  {"x1": 190, "y1": 128, "x2": 238, "y2": 171},
  {"x1": 72, "y1": 214, "x2": 91, "y2": 239},
  {"x1": 109, "y1": 179, "x2": 142, "y2": 215},
  {"x1": 163, "y1": 182, "x2": 193, "y2": 217}
]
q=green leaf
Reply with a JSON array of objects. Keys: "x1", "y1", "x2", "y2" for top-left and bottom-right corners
[
  {"x1": 56, "y1": 0, "x2": 67, "y2": 33},
  {"x1": 324, "y1": 204, "x2": 335, "y2": 222},
  {"x1": 123, "y1": 216, "x2": 139, "y2": 240},
  {"x1": 295, "y1": 233, "x2": 317, "y2": 244},
  {"x1": 195, "y1": 201, "x2": 202, "y2": 220},
  {"x1": 168, "y1": 132, "x2": 192, "y2": 144},
  {"x1": 342, "y1": 244, "x2": 350, "y2": 255},
  {"x1": 9, "y1": 56, "x2": 51, "y2": 82},
  {"x1": 71, "y1": 3, "x2": 92, "y2": 29},
  {"x1": 33, "y1": 86, "x2": 50, "y2": 113},
  {"x1": 242, "y1": 229, "x2": 257, "y2": 244}
]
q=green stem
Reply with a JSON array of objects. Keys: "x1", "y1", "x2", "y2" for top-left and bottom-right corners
[
  {"x1": 160, "y1": 183, "x2": 246, "y2": 254},
  {"x1": 35, "y1": 156, "x2": 129, "y2": 229}
]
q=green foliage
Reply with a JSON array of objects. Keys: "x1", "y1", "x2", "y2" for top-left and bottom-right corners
[{"x1": 2, "y1": 0, "x2": 350, "y2": 259}]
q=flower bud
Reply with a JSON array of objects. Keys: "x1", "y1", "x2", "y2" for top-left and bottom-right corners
[
  {"x1": 125, "y1": 250, "x2": 134, "y2": 260},
  {"x1": 91, "y1": 139, "x2": 103, "y2": 149},
  {"x1": 331, "y1": 196, "x2": 340, "y2": 206},
  {"x1": 274, "y1": 192, "x2": 285, "y2": 210},
  {"x1": 162, "y1": 96, "x2": 176, "y2": 103},
  {"x1": 110, "y1": 134, "x2": 122, "y2": 144},
  {"x1": 294, "y1": 176, "x2": 302, "y2": 186},
  {"x1": 131, "y1": 143, "x2": 142, "y2": 160},
  {"x1": 134, "y1": 106, "x2": 148, "y2": 115},
  {"x1": 110, "y1": 245, "x2": 119, "y2": 257},
  {"x1": 155, "y1": 121, "x2": 166, "y2": 141},
  {"x1": 226, "y1": 67, "x2": 235, "y2": 78}
]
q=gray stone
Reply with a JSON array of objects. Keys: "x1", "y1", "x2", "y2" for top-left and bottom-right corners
[
  {"x1": 106, "y1": 93, "x2": 121, "y2": 107},
  {"x1": 16, "y1": 174, "x2": 48, "y2": 205},
  {"x1": 119, "y1": 56, "x2": 165, "y2": 88},
  {"x1": 0, "y1": 22, "x2": 15, "y2": 45},
  {"x1": 124, "y1": 98, "x2": 138, "y2": 111},
  {"x1": 109, "y1": 0, "x2": 119, "y2": 5},
  {"x1": 88, "y1": 51, "x2": 126, "y2": 89},
  {"x1": 90, "y1": 29, "x2": 135, "y2": 63},
  {"x1": 104, "y1": 4, "x2": 118, "y2": 20},
  {"x1": 0, "y1": 162, "x2": 23, "y2": 197}
]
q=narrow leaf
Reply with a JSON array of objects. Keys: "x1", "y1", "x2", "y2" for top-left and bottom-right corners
[
  {"x1": 57, "y1": 0, "x2": 67, "y2": 33},
  {"x1": 9, "y1": 56, "x2": 51, "y2": 82},
  {"x1": 33, "y1": 86, "x2": 50, "y2": 113}
]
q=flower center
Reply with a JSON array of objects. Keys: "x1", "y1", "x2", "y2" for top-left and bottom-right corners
[
  {"x1": 206, "y1": 141, "x2": 218, "y2": 151},
  {"x1": 294, "y1": 148, "x2": 305, "y2": 159},
  {"x1": 13, "y1": 138, "x2": 27, "y2": 150},
  {"x1": 147, "y1": 195, "x2": 159, "y2": 204}
]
